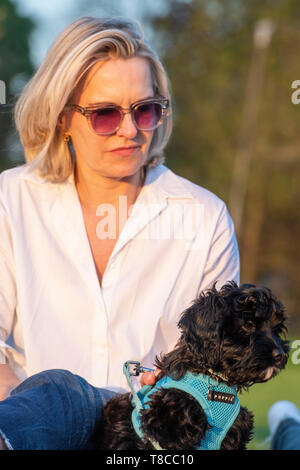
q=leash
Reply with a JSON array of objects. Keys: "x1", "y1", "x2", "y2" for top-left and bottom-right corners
[
  {"x1": 123, "y1": 361, "x2": 154, "y2": 410},
  {"x1": 123, "y1": 361, "x2": 163, "y2": 450}
]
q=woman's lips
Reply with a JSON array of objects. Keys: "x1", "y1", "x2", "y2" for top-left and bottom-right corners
[{"x1": 109, "y1": 146, "x2": 140, "y2": 156}]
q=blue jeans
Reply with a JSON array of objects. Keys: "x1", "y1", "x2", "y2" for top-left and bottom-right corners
[
  {"x1": 0, "y1": 369, "x2": 116, "y2": 450},
  {"x1": 271, "y1": 418, "x2": 300, "y2": 450}
]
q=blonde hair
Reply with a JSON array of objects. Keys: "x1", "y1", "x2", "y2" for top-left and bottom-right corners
[{"x1": 14, "y1": 17, "x2": 173, "y2": 182}]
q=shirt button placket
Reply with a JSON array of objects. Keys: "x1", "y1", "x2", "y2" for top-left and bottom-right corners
[{"x1": 92, "y1": 259, "x2": 119, "y2": 385}]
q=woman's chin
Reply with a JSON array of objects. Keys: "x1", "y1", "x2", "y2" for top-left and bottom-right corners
[{"x1": 107, "y1": 158, "x2": 146, "y2": 181}]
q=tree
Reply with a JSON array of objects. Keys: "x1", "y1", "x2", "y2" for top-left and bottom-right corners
[
  {"x1": 0, "y1": 0, "x2": 34, "y2": 171},
  {"x1": 151, "y1": 0, "x2": 300, "y2": 330}
]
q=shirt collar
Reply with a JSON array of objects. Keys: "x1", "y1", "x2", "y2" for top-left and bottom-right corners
[
  {"x1": 143, "y1": 164, "x2": 193, "y2": 200},
  {"x1": 19, "y1": 162, "x2": 194, "y2": 200}
]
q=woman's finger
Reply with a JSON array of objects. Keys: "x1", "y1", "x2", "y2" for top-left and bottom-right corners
[{"x1": 140, "y1": 368, "x2": 161, "y2": 387}]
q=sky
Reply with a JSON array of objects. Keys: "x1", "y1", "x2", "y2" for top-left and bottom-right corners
[{"x1": 13, "y1": 0, "x2": 171, "y2": 67}]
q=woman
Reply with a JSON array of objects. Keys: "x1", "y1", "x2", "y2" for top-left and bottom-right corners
[{"x1": 0, "y1": 17, "x2": 239, "y2": 447}]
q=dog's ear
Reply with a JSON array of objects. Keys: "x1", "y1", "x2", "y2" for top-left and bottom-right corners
[
  {"x1": 140, "y1": 388, "x2": 209, "y2": 450},
  {"x1": 238, "y1": 284, "x2": 286, "y2": 320},
  {"x1": 177, "y1": 283, "x2": 230, "y2": 370}
]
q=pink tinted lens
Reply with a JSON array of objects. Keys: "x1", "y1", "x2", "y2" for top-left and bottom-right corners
[
  {"x1": 134, "y1": 103, "x2": 162, "y2": 130},
  {"x1": 91, "y1": 107, "x2": 121, "y2": 134}
]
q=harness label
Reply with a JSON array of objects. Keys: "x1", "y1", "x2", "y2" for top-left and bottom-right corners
[{"x1": 207, "y1": 390, "x2": 235, "y2": 404}]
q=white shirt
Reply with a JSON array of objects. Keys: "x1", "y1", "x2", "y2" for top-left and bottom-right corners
[{"x1": 0, "y1": 162, "x2": 239, "y2": 393}]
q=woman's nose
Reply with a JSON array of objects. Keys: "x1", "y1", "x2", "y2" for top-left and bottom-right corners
[{"x1": 116, "y1": 112, "x2": 138, "y2": 138}]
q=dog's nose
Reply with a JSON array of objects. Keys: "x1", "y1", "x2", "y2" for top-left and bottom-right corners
[{"x1": 272, "y1": 349, "x2": 285, "y2": 365}]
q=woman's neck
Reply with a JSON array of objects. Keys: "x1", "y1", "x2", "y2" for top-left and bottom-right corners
[{"x1": 74, "y1": 165, "x2": 146, "y2": 211}]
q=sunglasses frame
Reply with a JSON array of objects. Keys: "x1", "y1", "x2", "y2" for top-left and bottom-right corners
[{"x1": 66, "y1": 97, "x2": 170, "y2": 136}]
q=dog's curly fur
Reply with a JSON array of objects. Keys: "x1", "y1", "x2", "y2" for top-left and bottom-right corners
[{"x1": 95, "y1": 281, "x2": 289, "y2": 450}]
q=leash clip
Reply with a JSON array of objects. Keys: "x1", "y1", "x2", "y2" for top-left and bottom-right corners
[
  {"x1": 123, "y1": 361, "x2": 155, "y2": 413},
  {"x1": 124, "y1": 360, "x2": 155, "y2": 377}
]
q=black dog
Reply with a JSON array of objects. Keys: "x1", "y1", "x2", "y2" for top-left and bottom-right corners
[{"x1": 96, "y1": 281, "x2": 289, "y2": 450}]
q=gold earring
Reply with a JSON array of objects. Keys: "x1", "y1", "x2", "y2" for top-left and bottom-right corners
[{"x1": 63, "y1": 133, "x2": 70, "y2": 142}]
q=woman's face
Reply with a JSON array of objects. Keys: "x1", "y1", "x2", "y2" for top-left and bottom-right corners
[{"x1": 63, "y1": 56, "x2": 155, "y2": 181}]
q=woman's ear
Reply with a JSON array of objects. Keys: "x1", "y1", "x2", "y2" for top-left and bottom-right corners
[
  {"x1": 57, "y1": 112, "x2": 68, "y2": 135},
  {"x1": 57, "y1": 104, "x2": 76, "y2": 135}
]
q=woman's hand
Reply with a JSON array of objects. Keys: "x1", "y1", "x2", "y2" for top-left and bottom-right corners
[
  {"x1": 0, "y1": 436, "x2": 7, "y2": 450},
  {"x1": 140, "y1": 368, "x2": 161, "y2": 387}
]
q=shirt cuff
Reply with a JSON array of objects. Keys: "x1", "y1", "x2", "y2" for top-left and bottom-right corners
[
  {"x1": 0, "y1": 348, "x2": 6, "y2": 365},
  {"x1": 0, "y1": 340, "x2": 27, "y2": 381}
]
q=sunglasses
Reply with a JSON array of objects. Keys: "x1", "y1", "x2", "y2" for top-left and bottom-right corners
[{"x1": 66, "y1": 97, "x2": 169, "y2": 136}]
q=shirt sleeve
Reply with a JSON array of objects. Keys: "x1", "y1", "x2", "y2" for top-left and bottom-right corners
[
  {"x1": 0, "y1": 192, "x2": 25, "y2": 377},
  {"x1": 197, "y1": 203, "x2": 240, "y2": 294}
]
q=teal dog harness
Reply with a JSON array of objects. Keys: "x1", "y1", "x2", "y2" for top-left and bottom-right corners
[{"x1": 124, "y1": 362, "x2": 240, "y2": 450}]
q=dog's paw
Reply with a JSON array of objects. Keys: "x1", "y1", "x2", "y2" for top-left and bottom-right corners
[{"x1": 140, "y1": 388, "x2": 210, "y2": 450}]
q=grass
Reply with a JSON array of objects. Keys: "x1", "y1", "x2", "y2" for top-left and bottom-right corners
[{"x1": 238, "y1": 337, "x2": 300, "y2": 450}]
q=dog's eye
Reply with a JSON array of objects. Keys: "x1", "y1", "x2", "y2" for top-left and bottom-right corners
[{"x1": 243, "y1": 320, "x2": 256, "y2": 331}]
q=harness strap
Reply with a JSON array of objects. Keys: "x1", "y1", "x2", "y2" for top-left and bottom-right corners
[
  {"x1": 123, "y1": 362, "x2": 144, "y2": 411},
  {"x1": 123, "y1": 362, "x2": 240, "y2": 450},
  {"x1": 123, "y1": 361, "x2": 163, "y2": 450}
]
